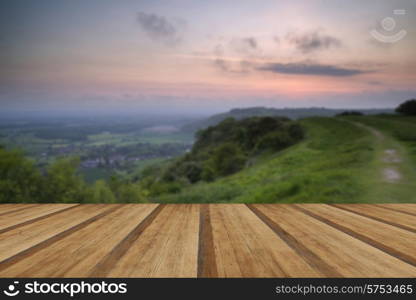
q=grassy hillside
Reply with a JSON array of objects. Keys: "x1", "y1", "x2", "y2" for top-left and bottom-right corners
[
  {"x1": 174, "y1": 117, "x2": 303, "y2": 181},
  {"x1": 152, "y1": 116, "x2": 416, "y2": 203},
  {"x1": 153, "y1": 118, "x2": 369, "y2": 203}
]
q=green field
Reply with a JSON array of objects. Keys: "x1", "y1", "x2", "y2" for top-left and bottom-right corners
[
  {"x1": 86, "y1": 132, "x2": 192, "y2": 147},
  {"x1": 153, "y1": 116, "x2": 416, "y2": 203},
  {"x1": 0, "y1": 123, "x2": 194, "y2": 184}
]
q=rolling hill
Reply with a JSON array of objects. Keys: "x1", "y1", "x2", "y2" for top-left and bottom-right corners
[
  {"x1": 181, "y1": 107, "x2": 394, "y2": 132},
  {"x1": 150, "y1": 114, "x2": 416, "y2": 203}
]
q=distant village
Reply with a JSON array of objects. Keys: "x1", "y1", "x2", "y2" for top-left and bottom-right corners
[
  {"x1": 40, "y1": 142, "x2": 192, "y2": 170},
  {"x1": 80, "y1": 153, "x2": 161, "y2": 169}
]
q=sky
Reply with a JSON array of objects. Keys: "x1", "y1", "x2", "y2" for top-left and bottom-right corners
[{"x1": 0, "y1": 0, "x2": 415, "y2": 115}]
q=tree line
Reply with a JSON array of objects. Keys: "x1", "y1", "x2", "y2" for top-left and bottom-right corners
[{"x1": 0, "y1": 146, "x2": 146, "y2": 203}]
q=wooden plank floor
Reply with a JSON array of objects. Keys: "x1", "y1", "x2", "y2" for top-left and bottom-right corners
[{"x1": 0, "y1": 204, "x2": 415, "y2": 278}]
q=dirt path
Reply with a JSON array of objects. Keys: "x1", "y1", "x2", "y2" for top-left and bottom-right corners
[
  {"x1": 382, "y1": 149, "x2": 402, "y2": 182},
  {"x1": 350, "y1": 121, "x2": 403, "y2": 183}
]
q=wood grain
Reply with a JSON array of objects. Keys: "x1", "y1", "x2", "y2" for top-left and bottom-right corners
[
  {"x1": 376, "y1": 204, "x2": 416, "y2": 216},
  {"x1": 297, "y1": 204, "x2": 416, "y2": 270},
  {"x1": 0, "y1": 204, "x2": 78, "y2": 232},
  {"x1": 0, "y1": 204, "x2": 158, "y2": 277},
  {"x1": 0, "y1": 203, "x2": 415, "y2": 278},
  {"x1": 0, "y1": 204, "x2": 38, "y2": 216},
  {"x1": 247, "y1": 204, "x2": 341, "y2": 277},
  {"x1": 106, "y1": 204, "x2": 200, "y2": 278},
  {"x1": 210, "y1": 204, "x2": 319, "y2": 277},
  {"x1": 333, "y1": 204, "x2": 416, "y2": 233},
  {"x1": 89, "y1": 204, "x2": 164, "y2": 277},
  {"x1": 197, "y1": 204, "x2": 217, "y2": 277},
  {"x1": 0, "y1": 204, "x2": 112, "y2": 264},
  {"x1": 255, "y1": 204, "x2": 416, "y2": 277}
]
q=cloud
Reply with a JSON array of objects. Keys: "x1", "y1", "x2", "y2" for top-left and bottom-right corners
[
  {"x1": 213, "y1": 58, "x2": 252, "y2": 74},
  {"x1": 213, "y1": 44, "x2": 225, "y2": 56},
  {"x1": 273, "y1": 36, "x2": 280, "y2": 44},
  {"x1": 286, "y1": 30, "x2": 341, "y2": 53},
  {"x1": 230, "y1": 37, "x2": 259, "y2": 54},
  {"x1": 214, "y1": 58, "x2": 229, "y2": 72},
  {"x1": 212, "y1": 37, "x2": 259, "y2": 74},
  {"x1": 243, "y1": 37, "x2": 257, "y2": 49},
  {"x1": 258, "y1": 62, "x2": 368, "y2": 77},
  {"x1": 137, "y1": 12, "x2": 185, "y2": 46}
]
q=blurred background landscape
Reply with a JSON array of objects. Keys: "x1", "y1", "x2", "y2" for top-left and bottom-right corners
[{"x1": 1, "y1": 0, "x2": 415, "y2": 203}]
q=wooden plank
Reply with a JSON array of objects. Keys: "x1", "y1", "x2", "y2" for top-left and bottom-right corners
[
  {"x1": 0, "y1": 204, "x2": 38, "y2": 216},
  {"x1": 0, "y1": 204, "x2": 29, "y2": 212},
  {"x1": 89, "y1": 205, "x2": 165, "y2": 277},
  {"x1": 0, "y1": 204, "x2": 158, "y2": 277},
  {"x1": 248, "y1": 205, "x2": 341, "y2": 277},
  {"x1": 210, "y1": 204, "x2": 319, "y2": 277},
  {"x1": 297, "y1": 204, "x2": 416, "y2": 271},
  {"x1": 106, "y1": 204, "x2": 200, "y2": 278},
  {"x1": 334, "y1": 204, "x2": 416, "y2": 233},
  {"x1": 0, "y1": 204, "x2": 78, "y2": 232},
  {"x1": 376, "y1": 204, "x2": 416, "y2": 216},
  {"x1": 197, "y1": 204, "x2": 217, "y2": 277},
  {"x1": 0, "y1": 204, "x2": 114, "y2": 264},
  {"x1": 255, "y1": 204, "x2": 416, "y2": 277}
]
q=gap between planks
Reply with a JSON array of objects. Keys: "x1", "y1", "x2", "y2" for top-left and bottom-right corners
[{"x1": 197, "y1": 204, "x2": 218, "y2": 278}]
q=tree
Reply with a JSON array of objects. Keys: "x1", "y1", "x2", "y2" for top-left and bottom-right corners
[
  {"x1": 43, "y1": 157, "x2": 88, "y2": 203},
  {"x1": 0, "y1": 148, "x2": 43, "y2": 203},
  {"x1": 255, "y1": 131, "x2": 294, "y2": 152},
  {"x1": 336, "y1": 111, "x2": 364, "y2": 117},
  {"x1": 209, "y1": 143, "x2": 247, "y2": 176},
  {"x1": 178, "y1": 161, "x2": 203, "y2": 183},
  {"x1": 288, "y1": 123, "x2": 305, "y2": 140},
  {"x1": 396, "y1": 99, "x2": 416, "y2": 116},
  {"x1": 108, "y1": 175, "x2": 147, "y2": 202},
  {"x1": 89, "y1": 180, "x2": 116, "y2": 203},
  {"x1": 117, "y1": 183, "x2": 146, "y2": 203}
]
